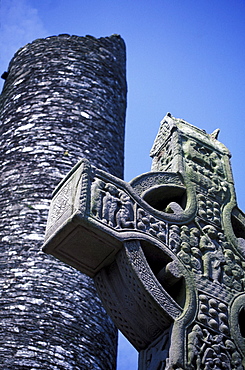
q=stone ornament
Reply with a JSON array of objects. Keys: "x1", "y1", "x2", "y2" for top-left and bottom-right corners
[{"x1": 43, "y1": 113, "x2": 245, "y2": 369}]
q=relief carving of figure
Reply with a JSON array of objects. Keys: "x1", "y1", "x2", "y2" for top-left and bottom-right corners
[
  {"x1": 116, "y1": 192, "x2": 134, "y2": 229},
  {"x1": 222, "y1": 247, "x2": 245, "y2": 291},
  {"x1": 209, "y1": 152, "x2": 224, "y2": 177},
  {"x1": 225, "y1": 340, "x2": 244, "y2": 370},
  {"x1": 191, "y1": 247, "x2": 202, "y2": 272},
  {"x1": 102, "y1": 183, "x2": 120, "y2": 227},
  {"x1": 190, "y1": 227, "x2": 200, "y2": 248},
  {"x1": 188, "y1": 324, "x2": 203, "y2": 369},
  {"x1": 91, "y1": 178, "x2": 105, "y2": 218},
  {"x1": 200, "y1": 225, "x2": 225, "y2": 283},
  {"x1": 200, "y1": 331, "x2": 231, "y2": 370}
]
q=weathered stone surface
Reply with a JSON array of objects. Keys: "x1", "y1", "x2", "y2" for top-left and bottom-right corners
[
  {"x1": 44, "y1": 113, "x2": 245, "y2": 369},
  {"x1": 0, "y1": 34, "x2": 126, "y2": 369}
]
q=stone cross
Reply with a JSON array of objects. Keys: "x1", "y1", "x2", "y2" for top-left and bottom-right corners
[{"x1": 43, "y1": 113, "x2": 245, "y2": 369}]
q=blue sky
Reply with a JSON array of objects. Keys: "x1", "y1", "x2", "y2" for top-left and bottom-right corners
[{"x1": 1, "y1": 0, "x2": 245, "y2": 368}]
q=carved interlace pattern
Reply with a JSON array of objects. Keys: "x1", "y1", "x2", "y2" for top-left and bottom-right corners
[{"x1": 46, "y1": 180, "x2": 73, "y2": 229}]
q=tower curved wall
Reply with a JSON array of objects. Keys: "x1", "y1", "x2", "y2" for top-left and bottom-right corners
[{"x1": 0, "y1": 34, "x2": 127, "y2": 369}]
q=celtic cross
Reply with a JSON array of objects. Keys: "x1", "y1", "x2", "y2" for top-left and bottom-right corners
[{"x1": 43, "y1": 113, "x2": 245, "y2": 369}]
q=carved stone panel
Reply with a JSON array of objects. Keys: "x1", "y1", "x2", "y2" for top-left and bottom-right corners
[{"x1": 43, "y1": 114, "x2": 245, "y2": 369}]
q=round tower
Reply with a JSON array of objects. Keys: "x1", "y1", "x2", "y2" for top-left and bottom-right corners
[{"x1": 0, "y1": 34, "x2": 126, "y2": 369}]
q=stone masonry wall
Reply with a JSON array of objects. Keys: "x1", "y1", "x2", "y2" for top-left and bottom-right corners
[{"x1": 0, "y1": 34, "x2": 127, "y2": 369}]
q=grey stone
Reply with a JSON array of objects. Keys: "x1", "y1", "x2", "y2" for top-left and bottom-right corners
[
  {"x1": 0, "y1": 34, "x2": 126, "y2": 369},
  {"x1": 44, "y1": 113, "x2": 245, "y2": 369}
]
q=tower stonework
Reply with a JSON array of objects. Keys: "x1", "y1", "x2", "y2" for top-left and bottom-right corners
[{"x1": 0, "y1": 34, "x2": 126, "y2": 369}]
